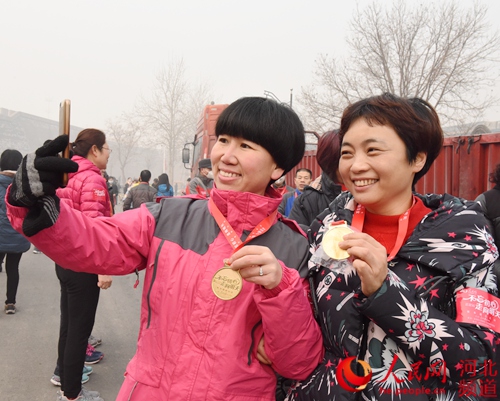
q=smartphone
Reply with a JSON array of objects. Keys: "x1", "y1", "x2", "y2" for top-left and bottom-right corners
[{"x1": 59, "y1": 99, "x2": 71, "y2": 186}]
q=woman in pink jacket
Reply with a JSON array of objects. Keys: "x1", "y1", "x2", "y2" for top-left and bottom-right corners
[
  {"x1": 7, "y1": 98, "x2": 323, "y2": 401},
  {"x1": 52, "y1": 129, "x2": 113, "y2": 401}
]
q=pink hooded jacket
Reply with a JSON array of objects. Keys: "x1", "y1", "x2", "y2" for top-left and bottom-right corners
[
  {"x1": 7, "y1": 187, "x2": 323, "y2": 401},
  {"x1": 56, "y1": 155, "x2": 111, "y2": 217}
]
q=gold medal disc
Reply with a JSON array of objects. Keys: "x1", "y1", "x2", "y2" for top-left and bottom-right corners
[
  {"x1": 322, "y1": 224, "x2": 354, "y2": 260},
  {"x1": 211, "y1": 267, "x2": 243, "y2": 300}
]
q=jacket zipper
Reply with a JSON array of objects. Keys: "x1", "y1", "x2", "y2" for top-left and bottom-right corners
[
  {"x1": 147, "y1": 239, "x2": 165, "y2": 328},
  {"x1": 126, "y1": 381, "x2": 138, "y2": 401}
]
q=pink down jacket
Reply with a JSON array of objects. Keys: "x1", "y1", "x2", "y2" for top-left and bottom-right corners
[
  {"x1": 7, "y1": 186, "x2": 323, "y2": 401},
  {"x1": 56, "y1": 155, "x2": 111, "y2": 217}
]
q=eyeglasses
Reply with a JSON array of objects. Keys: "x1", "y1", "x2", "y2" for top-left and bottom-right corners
[{"x1": 102, "y1": 146, "x2": 112, "y2": 153}]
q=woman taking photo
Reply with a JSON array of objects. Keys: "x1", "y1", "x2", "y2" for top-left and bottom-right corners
[
  {"x1": 52, "y1": 129, "x2": 113, "y2": 401},
  {"x1": 7, "y1": 98, "x2": 323, "y2": 401},
  {"x1": 287, "y1": 93, "x2": 499, "y2": 401}
]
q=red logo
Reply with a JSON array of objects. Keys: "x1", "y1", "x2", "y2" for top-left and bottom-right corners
[
  {"x1": 335, "y1": 357, "x2": 373, "y2": 392},
  {"x1": 93, "y1": 189, "x2": 106, "y2": 201}
]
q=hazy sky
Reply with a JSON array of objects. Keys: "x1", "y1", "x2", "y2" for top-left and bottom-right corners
[{"x1": 1, "y1": 0, "x2": 499, "y2": 129}]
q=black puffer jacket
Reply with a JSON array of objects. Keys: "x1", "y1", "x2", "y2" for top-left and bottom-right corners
[
  {"x1": 476, "y1": 185, "x2": 500, "y2": 244},
  {"x1": 288, "y1": 172, "x2": 343, "y2": 227}
]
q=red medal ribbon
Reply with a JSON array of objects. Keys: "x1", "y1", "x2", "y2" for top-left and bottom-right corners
[
  {"x1": 350, "y1": 196, "x2": 416, "y2": 262},
  {"x1": 208, "y1": 197, "x2": 277, "y2": 252}
]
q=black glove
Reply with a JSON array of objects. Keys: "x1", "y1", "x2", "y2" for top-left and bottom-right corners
[
  {"x1": 23, "y1": 195, "x2": 60, "y2": 237},
  {"x1": 8, "y1": 135, "x2": 78, "y2": 207}
]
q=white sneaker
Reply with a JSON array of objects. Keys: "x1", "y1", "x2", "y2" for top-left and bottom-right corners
[{"x1": 57, "y1": 388, "x2": 103, "y2": 401}]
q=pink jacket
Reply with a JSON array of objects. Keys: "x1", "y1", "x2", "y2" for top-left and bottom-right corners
[
  {"x1": 7, "y1": 187, "x2": 323, "y2": 401},
  {"x1": 56, "y1": 155, "x2": 111, "y2": 217}
]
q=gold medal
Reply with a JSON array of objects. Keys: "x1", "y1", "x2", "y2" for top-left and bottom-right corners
[
  {"x1": 211, "y1": 265, "x2": 243, "y2": 300},
  {"x1": 322, "y1": 222, "x2": 353, "y2": 260}
]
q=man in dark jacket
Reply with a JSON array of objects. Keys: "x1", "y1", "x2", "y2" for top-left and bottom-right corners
[
  {"x1": 123, "y1": 170, "x2": 157, "y2": 211},
  {"x1": 288, "y1": 172, "x2": 343, "y2": 227},
  {"x1": 288, "y1": 130, "x2": 343, "y2": 227}
]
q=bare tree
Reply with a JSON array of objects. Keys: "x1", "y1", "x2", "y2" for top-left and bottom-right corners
[
  {"x1": 300, "y1": 0, "x2": 500, "y2": 132},
  {"x1": 136, "y1": 59, "x2": 213, "y2": 183},
  {"x1": 106, "y1": 114, "x2": 143, "y2": 184}
]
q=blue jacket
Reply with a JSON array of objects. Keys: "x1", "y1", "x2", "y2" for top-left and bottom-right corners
[
  {"x1": 0, "y1": 173, "x2": 30, "y2": 253},
  {"x1": 157, "y1": 183, "x2": 173, "y2": 197}
]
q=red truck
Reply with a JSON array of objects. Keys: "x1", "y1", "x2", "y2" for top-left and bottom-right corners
[
  {"x1": 183, "y1": 104, "x2": 500, "y2": 201},
  {"x1": 182, "y1": 103, "x2": 229, "y2": 177}
]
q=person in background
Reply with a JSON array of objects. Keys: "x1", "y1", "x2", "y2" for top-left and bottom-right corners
[
  {"x1": 271, "y1": 176, "x2": 294, "y2": 196},
  {"x1": 7, "y1": 97, "x2": 323, "y2": 401},
  {"x1": 475, "y1": 162, "x2": 500, "y2": 370},
  {"x1": 155, "y1": 173, "x2": 174, "y2": 199},
  {"x1": 101, "y1": 171, "x2": 117, "y2": 215},
  {"x1": 186, "y1": 158, "x2": 213, "y2": 197},
  {"x1": 122, "y1": 170, "x2": 157, "y2": 211},
  {"x1": 278, "y1": 168, "x2": 312, "y2": 217},
  {"x1": 181, "y1": 177, "x2": 191, "y2": 195},
  {"x1": 50, "y1": 128, "x2": 113, "y2": 401},
  {"x1": 151, "y1": 177, "x2": 159, "y2": 190},
  {"x1": 0, "y1": 149, "x2": 30, "y2": 314},
  {"x1": 286, "y1": 93, "x2": 499, "y2": 401},
  {"x1": 476, "y1": 163, "x2": 500, "y2": 243},
  {"x1": 123, "y1": 177, "x2": 132, "y2": 196},
  {"x1": 108, "y1": 175, "x2": 119, "y2": 212},
  {"x1": 288, "y1": 130, "x2": 344, "y2": 227}
]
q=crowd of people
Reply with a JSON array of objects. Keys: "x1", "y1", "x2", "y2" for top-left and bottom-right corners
[{"x1": 1, "y1": 94, "x2": 499, "y2": 401}]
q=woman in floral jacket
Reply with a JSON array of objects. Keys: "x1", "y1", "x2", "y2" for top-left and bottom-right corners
[{"x1": 287, "y1": 93, "x2": 500, "y2": 401}]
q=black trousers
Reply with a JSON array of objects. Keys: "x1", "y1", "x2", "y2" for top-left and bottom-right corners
[
  {"x1": 0, "y1": 252, "x2": 23, "y2": 305},
  {"x1": 55, "y1": 264, "x2": 100, "y2": 398}
]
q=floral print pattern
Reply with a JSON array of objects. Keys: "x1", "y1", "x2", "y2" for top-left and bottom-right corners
[{"x1": 287, "y1": 193, "x2": 499, "y2": 401}]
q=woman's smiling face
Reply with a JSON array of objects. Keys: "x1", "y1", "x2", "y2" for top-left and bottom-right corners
[
  {"x1": 211, "y1": 134, "x2": 284, "y2": 195},
  {"x1": 339, "y1": 119, "x2": 426, "y2": 215}
]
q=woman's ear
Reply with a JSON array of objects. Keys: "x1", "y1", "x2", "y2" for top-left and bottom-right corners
[
  {"x1": 271, "y1": 166, "x2": 285, "y2": 181},
  {"x1": 413, "y1": 152, "x2": 427, "y2": 172}
]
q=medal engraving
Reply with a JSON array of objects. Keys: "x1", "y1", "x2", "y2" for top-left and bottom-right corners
[
  {"x1": 322, "y1": 223, "x2": 353, "y2": 260},
  {"x1": 212, "y1": 266, "x2": 243, "y2": 300}
]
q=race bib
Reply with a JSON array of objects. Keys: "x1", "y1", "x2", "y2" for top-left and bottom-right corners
[{"x1": 455, "y1": 287, "x2": 500, "y2": 333}]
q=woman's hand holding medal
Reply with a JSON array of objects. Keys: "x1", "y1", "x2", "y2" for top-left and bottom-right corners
[
  {"x1": 225, "y1": 245, "x2": 283, "y2": 290},
  {"x1": 338, "y1": 232, "x2": 388, "y2": 297}
]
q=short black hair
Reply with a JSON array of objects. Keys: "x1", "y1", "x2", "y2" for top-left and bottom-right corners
[
  {"x1": 215, "y1": 97, "x2": 305, "y2": 174},
  {"x1": 295, "y1": 168, "x2": 312, "y2": 178},
  {"x1": 0, "y1": 149, "x2": 22, "y2": 171},
  {"x1": 140, "y1": 170, "x2": 152, "y2": 182}
]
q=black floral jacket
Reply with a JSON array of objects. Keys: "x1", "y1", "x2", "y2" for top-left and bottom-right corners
[{"x1": 287, "y1": 192, "x2": 499, "y2": 401}]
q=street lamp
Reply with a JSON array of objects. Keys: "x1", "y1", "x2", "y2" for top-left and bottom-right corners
[{"x1": 264, "y1": 90, "x2": 293, "y2": 108}]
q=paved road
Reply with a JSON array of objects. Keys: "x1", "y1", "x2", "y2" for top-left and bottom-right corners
[{"x1": 0, "y1": 244, "x2": 143, "y2": 401}]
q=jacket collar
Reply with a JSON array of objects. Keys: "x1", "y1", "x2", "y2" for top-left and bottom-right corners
[
  {"x1": 69, "y1": 156, "x2": 101, "y2": 179},
  {"x1": 210, "y1": 186, "x2": 282, "y2": 232}
]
